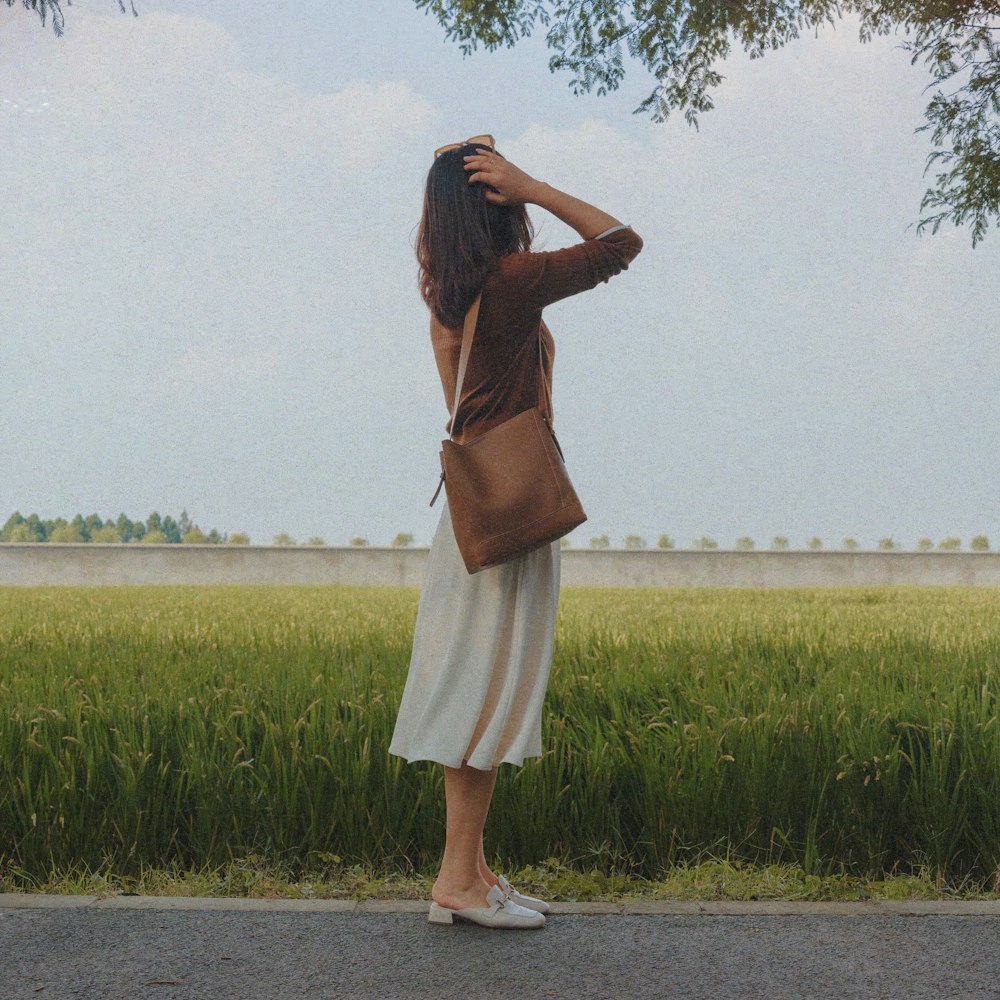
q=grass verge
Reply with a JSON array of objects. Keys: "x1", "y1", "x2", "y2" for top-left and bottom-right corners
[{"x1": 3, "y1": 854, "x2": 999, "y2": 902}]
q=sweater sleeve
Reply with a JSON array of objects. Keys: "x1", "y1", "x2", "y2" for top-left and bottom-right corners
[{"x1": 497, "y1": 225, "x2": 644, "y2": 312}]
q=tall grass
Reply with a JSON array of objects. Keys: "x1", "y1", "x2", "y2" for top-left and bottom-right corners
[{"x1": 1, "y1": 584, "x2": 998, "y2": 888}]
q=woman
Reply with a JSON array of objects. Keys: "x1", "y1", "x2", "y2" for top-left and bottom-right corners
[{"x1": 388, "y1": 134, "x2": 643, "y2": 929}]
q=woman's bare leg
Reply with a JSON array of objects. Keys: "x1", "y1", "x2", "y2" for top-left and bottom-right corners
[
  {"x1": 477, "y1": 767, "x2": 501, "y2": 886},
  {"x1": 431, "y1": 760, "x2": 500, "y2": 909}
]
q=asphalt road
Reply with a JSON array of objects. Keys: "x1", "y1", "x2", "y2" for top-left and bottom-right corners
[{"x1": 3, "y1": 898, "x2": 1000, "y2": 1000}]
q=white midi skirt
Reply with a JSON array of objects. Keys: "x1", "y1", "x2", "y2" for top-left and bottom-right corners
[{"x1": 388, "y1": 496, "x2": 561, "y2": 771}]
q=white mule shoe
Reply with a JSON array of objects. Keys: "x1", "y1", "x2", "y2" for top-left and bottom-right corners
[
  {"x1": 496, "y1": 873, "x2": 550, "y2": 914},
  {"x1": 428, "y1": 883, "x2": 545, "y2": 929}
]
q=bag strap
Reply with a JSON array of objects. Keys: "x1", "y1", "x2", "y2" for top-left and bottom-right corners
[
  {"x1": 448, "y1": 292, "x2": 481, "y2": 440},
  {"x1": 449, "y1": 290, "x2": 543, "y2": 441}
]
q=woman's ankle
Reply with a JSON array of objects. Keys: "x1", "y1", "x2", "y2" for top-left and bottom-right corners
[
  {"x1": 478, "y1": 862, "x2": 500, "y2": 886},
  {"x1": 433, "y1": 871, "x2": 490, "y2": 892}
]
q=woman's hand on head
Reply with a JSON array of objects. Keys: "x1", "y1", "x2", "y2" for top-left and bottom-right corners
[{"x1": 463, "y1": 149, "x2": 540, "y2": 207}]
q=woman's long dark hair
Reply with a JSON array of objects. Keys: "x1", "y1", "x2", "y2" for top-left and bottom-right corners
[{"x1": 417, "y1": 143, "x2": 534, "y2": 328}]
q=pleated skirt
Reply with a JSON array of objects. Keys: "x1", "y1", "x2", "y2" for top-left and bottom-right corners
[{"x1": 388, "y1": 496, "x2": 561, "y2": 771}]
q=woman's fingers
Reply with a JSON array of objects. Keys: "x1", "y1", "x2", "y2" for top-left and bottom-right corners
[
  {"x1": 466, "y1": 167, "x2": 494, "y2": 185},
  {"x1": 463, "y1": 153, "x2": 507, "y2": 199}
]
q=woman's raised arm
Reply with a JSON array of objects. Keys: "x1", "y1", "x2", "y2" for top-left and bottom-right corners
[{"x1": 526, "y1": 180, "x2": 625, "y2": 242}]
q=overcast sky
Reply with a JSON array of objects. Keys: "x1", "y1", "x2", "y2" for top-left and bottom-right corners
[{"x1": 2, "y1": 1, "x2": 996, "y2": 549}]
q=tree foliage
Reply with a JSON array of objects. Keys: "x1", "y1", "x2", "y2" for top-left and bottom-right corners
[
  {"x1": 412, "y1": 0, "x2": 1000, "y2": 246},
  {"x1": 6, "y1": 0, "x2": 136, "y2": 36}
]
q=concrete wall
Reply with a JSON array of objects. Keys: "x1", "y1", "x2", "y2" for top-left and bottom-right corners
[{"x1": 2, "y1": 543, "x2": 999, "y2": 588}]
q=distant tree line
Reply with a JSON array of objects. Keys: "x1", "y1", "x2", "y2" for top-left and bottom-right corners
[
  {"x1": 349, "y1": 532, "x2": 994, "y2": 550},
  {"x1": 3, "y1": 511, "x2": 990, "y2": 551},
  {"x1": 1, "y1": 513, "x2": 414, "y2": 548},
  {"x1": 0, "y1": 509, "x2": 243, "y2": 544},
  {"x1": 583, "y1": 534, "x2": 991, "y2": 551}
]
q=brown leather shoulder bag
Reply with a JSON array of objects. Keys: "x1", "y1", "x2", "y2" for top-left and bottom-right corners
[{"x1": 428, "y1": 291, "x2": 587, "y2": 574}]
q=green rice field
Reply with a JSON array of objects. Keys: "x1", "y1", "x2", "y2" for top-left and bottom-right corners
[{"x1": 1, "y1": 584, "x2": 999, "y2": 898}]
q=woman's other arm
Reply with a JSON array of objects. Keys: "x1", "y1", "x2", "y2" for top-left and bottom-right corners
[
  {"x1": 465, "y1": 148, "x2": 644, "y2": 310},
  {"x1": 507, "y1": 184, "x2": 644, "y2": 310},
  {"x1": 526, "y1": 181, "x2": 624, "y2": 241}
]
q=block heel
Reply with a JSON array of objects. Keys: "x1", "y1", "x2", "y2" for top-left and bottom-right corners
[{"x1": 428, "y1": 902, "x2": 455, "y2": 924}]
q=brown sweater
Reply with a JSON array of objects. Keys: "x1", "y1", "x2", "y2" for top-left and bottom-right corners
[{"x1": 430, "y1": 224, "x2": 644, "y2": 446}]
